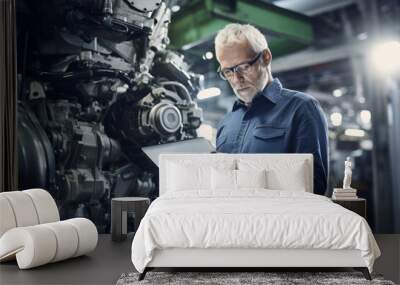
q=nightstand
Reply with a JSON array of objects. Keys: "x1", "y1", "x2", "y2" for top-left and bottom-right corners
[
  {"x1": 111, "y1": 197, "x2": 150, "y2": 241},
  {"x1": 332, "y1": 198, "x2": 366, "y2": 219}
]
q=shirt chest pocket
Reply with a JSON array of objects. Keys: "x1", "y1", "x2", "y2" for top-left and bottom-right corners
[{"x1": 251, "y1": 125, "x2": 287, "y2": 153}]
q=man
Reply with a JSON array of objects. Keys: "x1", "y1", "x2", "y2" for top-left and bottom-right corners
[{"x1": 214, "y1": 23, "x2": 329, "y2": 195}]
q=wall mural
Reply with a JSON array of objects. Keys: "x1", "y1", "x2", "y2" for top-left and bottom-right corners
[{"x1": 17, "y1": 0, "x2": 203, "y2": 232}]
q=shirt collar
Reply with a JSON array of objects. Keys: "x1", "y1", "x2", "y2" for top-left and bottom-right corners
[{"x1": 232, "y1": 78, "x2": 283, "y2": 111}]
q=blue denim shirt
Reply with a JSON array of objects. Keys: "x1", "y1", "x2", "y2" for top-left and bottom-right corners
[{"x1": 216, "y1": 78, "x2": 329, "y2": 195}]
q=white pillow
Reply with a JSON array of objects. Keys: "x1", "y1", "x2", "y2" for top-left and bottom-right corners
[
  {"x1": 266, "y1": 165, "x2": 307, "y2": 191},
  {"x1": 166, "y1": 158, "x2": 236, "y2": 193},
  {"x1": 237, "y1": 158, "x2": 309, "y2": 192},
  {"x1": 211, "y1": 168, "x2": 236, "y2": 190},
  {"x1": 236, "y1": 169, "x2": 267, "y2": 188},
  {"x1": 211, "y1": 168, "x2": 267, "y2": 191},
  {"x1": 167, "y1": 162, "x2": 211, "y2": 191}
]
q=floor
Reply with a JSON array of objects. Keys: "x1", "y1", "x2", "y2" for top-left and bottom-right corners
[
  {"x1": 0, "y1": 234, "x2": 135, "y2": 285},
  {"x1": 0, "y1": 234, "x2": 399, "y2": 285},
  {"x1": 373, "y1": 235, "x2": 400, "y2": 284}
]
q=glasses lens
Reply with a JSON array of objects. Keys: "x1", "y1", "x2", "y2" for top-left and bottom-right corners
[
  {"x1": 223, "y1": 70, "x2": 233, "y2": 78},
  {"x1": 236, "y1": 63, "x2": 251, "y2": 74},
  {"x1": 218, "y1": 52, "x2": 262, "y2": 80},
  {"x1": 219, "y1": 69, "x2": 232, "y2": 80}
]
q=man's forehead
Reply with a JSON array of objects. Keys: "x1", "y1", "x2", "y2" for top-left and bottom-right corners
[{"x1": 216, "y1": 40, "x2": 256, "y2": 67}]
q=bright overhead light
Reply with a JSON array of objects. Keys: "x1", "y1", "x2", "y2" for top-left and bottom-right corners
[
  {"x1": 202, "y1": 51, "x2": 214, "y2": 60},
  {"x1": 330, "y1": 112, "x2": 342, "y2": 127},
  {"x1": 360, "y1": 140, "x2": 373, "y2": 150},
  {"x1": 359, "y1": 110, "x2": 371, "y2": 125},
  {"x1": 358, "y1": 96, "x2": 366, "y2": 104},
  {"x1": 171, "y1": 5, "x2": 180, "y2": 13},
  {"x1": 371, "y1": 41, "x2": 400, "y2": 74},
  {"x1": 197, "y1": 87, "x2": 221, "y2": 100},
  {"x1": 344, "y1": 128, "x2": 365, "y2": 137},
  {"x1": 333, "y1": 88, "x2": 343, "y2": 97},
  {"x1": 205, "y1": 51, "x2": 213, "y2": 60}
]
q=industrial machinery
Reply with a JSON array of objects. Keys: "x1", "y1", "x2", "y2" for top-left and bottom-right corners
[{"x1": 17, "y1": 0, "x2": 203, "y2": 232}]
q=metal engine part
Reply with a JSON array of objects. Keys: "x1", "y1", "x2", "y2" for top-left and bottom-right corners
[{"x1": 17, "y1": 0, "x2": 203, "y2": 232}]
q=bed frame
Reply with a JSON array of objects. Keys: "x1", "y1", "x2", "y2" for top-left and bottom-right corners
[
  {"x1": 139, "y1": 248, "x2": 371, "y2": 280},
  {"x1": 138, "y1": 154, "x2": 372, "y2": 281}
]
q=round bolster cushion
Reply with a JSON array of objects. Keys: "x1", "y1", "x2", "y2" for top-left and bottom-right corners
[
  {"x1": 0, "y1": 189, "x2": 60, "y2": 238},
  {"x1": 0, "y1": 191, "x2": 39, "y2": 229},
  {"x1": 23, "y1": 188, "x2": 60, "y2": 224},
  {"x1": 0, "y1": 218, "x2": 98, "y2": 269},
  {"x1": 0, "y1": 196, "x2": 17, "y2": 237}
]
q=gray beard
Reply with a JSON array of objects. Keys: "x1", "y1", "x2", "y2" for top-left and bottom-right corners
[{"x1": 233, "y1": 71, "x2": 269, "y2": 104}]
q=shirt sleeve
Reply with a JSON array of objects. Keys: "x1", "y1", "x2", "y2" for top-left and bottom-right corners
[
  {"x1": 291, "y1": 98, "x2": 329, "y2": 195},
  {"x1": 216, "y1": 115, "x2": 228, "y2": 152}
]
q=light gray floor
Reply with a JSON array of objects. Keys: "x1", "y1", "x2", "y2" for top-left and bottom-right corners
[{"x1": 0, "y1": 234, "x2": 399, "y2": 285}]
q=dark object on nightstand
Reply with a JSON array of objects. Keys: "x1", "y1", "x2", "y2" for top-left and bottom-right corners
[
  {"x1": 111, "y1": 197, "x2": 150, "y2": 242},
  {"x1": 332, "y1": 198, "x2": 366, "y2": 219}
]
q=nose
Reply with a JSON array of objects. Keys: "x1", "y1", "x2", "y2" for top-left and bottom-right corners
[{"x1": 230, "y1": 71, "x2": 244, "y2": 86}]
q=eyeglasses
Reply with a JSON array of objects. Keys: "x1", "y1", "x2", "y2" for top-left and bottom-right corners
[{"x1": 217, "y1": 52, "x2": 262, "y2": 80}]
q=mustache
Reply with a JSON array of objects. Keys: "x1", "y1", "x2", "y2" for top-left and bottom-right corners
[
  {"x1": 233, "y1": 82, "x2": 257, "y2": 90},
  {"x1": 235, "y1": 85, "x2": 252, "y2": 90}
]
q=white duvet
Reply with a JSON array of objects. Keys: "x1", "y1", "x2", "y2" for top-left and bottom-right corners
[{"x1": 131, "y1": 190, "x2": 380, "y2": 273}]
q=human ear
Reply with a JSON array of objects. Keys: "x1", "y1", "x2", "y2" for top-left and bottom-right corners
[{"x1": 262, "y1": 49, "x2": 272, "y2": 65}]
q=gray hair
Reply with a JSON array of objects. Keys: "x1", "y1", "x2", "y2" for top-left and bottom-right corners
[{"x1": 214, "y1": 23, "x2": 269, "y2": 58}]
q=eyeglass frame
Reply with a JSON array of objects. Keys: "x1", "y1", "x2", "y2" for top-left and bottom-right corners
[{"x1": 217, "y1": 51, "x2": 263, "y2": 80}]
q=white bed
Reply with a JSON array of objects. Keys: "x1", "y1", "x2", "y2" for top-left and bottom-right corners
[{"x1": 131, "y1": 154, "x2": 380, "y2": 280}]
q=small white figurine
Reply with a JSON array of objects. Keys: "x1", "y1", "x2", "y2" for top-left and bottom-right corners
[{"x1": 343, "y1": 157, "x2": 353, "y2": 189}]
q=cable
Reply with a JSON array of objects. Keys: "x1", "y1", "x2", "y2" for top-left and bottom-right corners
[
  {"x1": 38, "y1": 69, "x2": 135, "y2": 87},
  {"x1": 159, "y1": 81, "x2": 192, "y2": 102}
]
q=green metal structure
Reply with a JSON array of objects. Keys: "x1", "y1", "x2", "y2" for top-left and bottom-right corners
[{"x1": 169, "y1": 0, "x2": 314, "y2": 57}]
